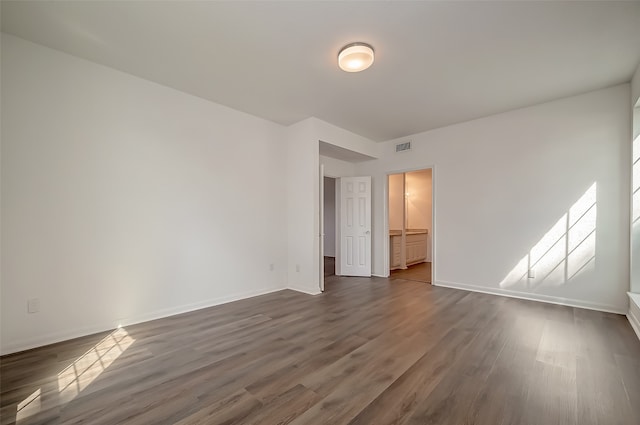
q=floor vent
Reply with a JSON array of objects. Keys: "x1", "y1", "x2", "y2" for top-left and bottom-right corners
[{"x1": 395, "y1": 141, "x2": 412, "y2": 152}]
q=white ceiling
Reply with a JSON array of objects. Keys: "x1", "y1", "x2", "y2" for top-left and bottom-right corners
[{"x1": 2, "y1": 1, "x2": 640, "y2": 142}]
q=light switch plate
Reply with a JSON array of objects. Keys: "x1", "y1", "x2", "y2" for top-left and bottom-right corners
[{"x1": 27, "y1": 298, "x2": 40, "y2": 314}]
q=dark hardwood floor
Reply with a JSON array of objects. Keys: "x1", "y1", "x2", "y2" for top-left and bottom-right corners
[
  {"x1": 2, "y1": 276, "x2": 640, "y2": 424},
  {"x1": 390, "y1": 262, "x2": 431, "y2": 283},
  {"x1": 324, "y1": 256, "x2": 335, "y2": 277}
]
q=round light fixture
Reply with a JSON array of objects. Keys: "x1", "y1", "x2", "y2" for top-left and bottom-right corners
[{"x1": 338, "y1": 42, "x2": 374, "y2": 72}]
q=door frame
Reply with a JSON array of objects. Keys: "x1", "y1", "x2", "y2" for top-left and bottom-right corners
[
  {"x1": 319, "y1": 164, "x2": 325, "y2": 292},
  {"x1": 319, "y1": 168, "x2": 340, "y2": 290},
  {"x1": 384, "y1": 165, "x2": 436, "y2": 282}
]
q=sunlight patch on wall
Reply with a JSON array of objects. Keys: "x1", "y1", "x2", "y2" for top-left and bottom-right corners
[
  {"x1": 16, "y1": 327, "x2": 134, "y2": 422},
  {"x1": 500, "y1": 183, "x2": 597, "y2": 289}
]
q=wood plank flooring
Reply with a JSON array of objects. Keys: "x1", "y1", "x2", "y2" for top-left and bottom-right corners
[
  {"x1": 390, "y1": 262, "x2": 431, "y2": 283},
  {"x1": 2, "y1": 275, "x2": 640, "y2": 425},
  {"x1": 324, "y1": 256, "x2": 335, "y2": 277}
]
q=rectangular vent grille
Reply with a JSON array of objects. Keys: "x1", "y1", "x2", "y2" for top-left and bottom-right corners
[{"x1": 395, "y1": 141, "x2": 412, "y2": 152}]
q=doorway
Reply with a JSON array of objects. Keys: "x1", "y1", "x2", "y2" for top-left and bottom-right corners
[
  {"x1": 320, "y1": 173, "x2": 373, "y2": 291},
  {"x1": 388, "y1": 169, "x2": 433, "y2": 283},
  {"x1": 323, "y1": 176, "x2": 337, "y2": 278}
]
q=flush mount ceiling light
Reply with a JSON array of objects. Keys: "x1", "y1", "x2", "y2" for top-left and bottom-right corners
[{"x1": 338, "y1": 42, "x2": 374, "y2": 72}]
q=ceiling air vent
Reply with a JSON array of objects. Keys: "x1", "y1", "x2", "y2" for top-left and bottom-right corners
[{"x1": 395, "y1": 141, "x2": 411, "y2": 153}]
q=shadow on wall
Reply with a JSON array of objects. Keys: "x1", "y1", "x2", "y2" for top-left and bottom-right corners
[{"x1": 500, "y1": 183, "x2": 597, "y2": 290}]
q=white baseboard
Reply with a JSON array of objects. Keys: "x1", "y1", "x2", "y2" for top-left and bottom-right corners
[
  {"x1": 433, "y1": 280, "x2": 626, "y2": 315},
  {"x1": 1, "y1": 285, "x2": 287, "y2": 356},
  {"x1": 288, "y1": 285, "x2": 322, "y2": 296},
  {"x1": 627, "y1": 293, "x2": 640, "y2": 341}
]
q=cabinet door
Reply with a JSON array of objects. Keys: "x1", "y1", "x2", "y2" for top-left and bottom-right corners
[
  {"x1": 390, "y1": 237, "x2": 401, "y2": 267},
  {"x1": 406, "y1": 242, "x2": 416, "y2": 264},
  {"x1": 406, "y1": 234, "x2": 427, "y2": 264}
]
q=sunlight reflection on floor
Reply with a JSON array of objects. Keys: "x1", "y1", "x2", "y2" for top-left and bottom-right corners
[{"x1": 16, "y1": 327, "x2": 135, "y2": 422}]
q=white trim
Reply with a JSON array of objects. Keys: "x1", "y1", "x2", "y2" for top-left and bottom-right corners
[
  {"x1": 335, "y1": 177, "x2": 342, "y2": 276},
  {"x1": 627, "y1": 293, "x2": 640, "y2": 341},
  {"x1": 1, "y1": 285, "x2": 287, "y2": 356},
  {"x1": 431, "y1": 166, "x2": 437, "y2": 284},
  {"x1": 319, "y1": 163, "x2": 325, "y2": 292},
  {"x1": 372, "y1": 273, "x2": 388, "y2": 278},
  {"x1": 434, "y1": 280, "x2": 626, "y2": 314},
  {"x1": 288, "y1": 285, "x2": 322, "y2": 296}
]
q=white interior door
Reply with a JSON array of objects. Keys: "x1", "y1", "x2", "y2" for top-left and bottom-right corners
[{"x1": 340, "y1": 176, "x2": 372, "y2": 277}]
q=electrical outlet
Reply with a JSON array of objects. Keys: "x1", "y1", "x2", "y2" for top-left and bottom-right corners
[
  {"x1": 296, "y1": 264, "x2": 300, "y2": 272},
  {"x1": 269, "y1": 263, "x2": 275, "y2": 271},
  {"x1": 527, "y1": 269, "x2": 536, "y2": 279},
  {"x1": 27, "y1": 298, "x2": 40, "y2": 314}
]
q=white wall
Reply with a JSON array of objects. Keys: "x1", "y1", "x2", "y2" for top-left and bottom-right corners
[
  {"x1": 632, "y1": 107, "x2": 640, "y2": 294},
  {"x1": 319, "y1": 155, "x2": 356, "y2": 178},
  {"x1": 630, "y1": 61, "x2": 640, "y2": 295},
  {"x1": 358, "y1": 85, "x2": 631, "y2": 313},
  {"x1": 287, "y1": 119, "x2": 377, "y2": 294},
  {"x1": 405, "y1": 170, "x2": 432, "y2": 231},
  {"x1": 285, "y1": 119, "x2": 320, "y2": 294},
  {"x1": 323, "y1": 177, "x2": 336, "y2": 257},
  {"x1": 1, "y1": 35, "x2": 288, "y2": 354},
  {"x1": 3, "y1": 34, "x2": 633, "y2": 356},
  {"x1": 388, "y1": 174, "x2": 404, "y2": 231},
  {"x1": 632, "y1": 61, "x2": 640, "y2": 108},
  {"x1": 388, "y1": 172, "x2": 433, "y2": 231},
  {"x1": 314, "y1": 119, "x2": 380, "y2": 160},
  {"x1": 632, "y1": 127, "x2": 640, "y2": 294}
]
